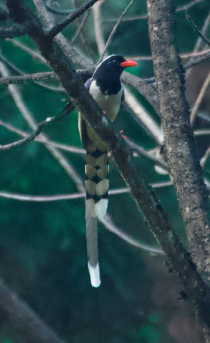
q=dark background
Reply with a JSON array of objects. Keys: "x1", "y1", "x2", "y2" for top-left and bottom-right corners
[{"x1": 0, "y1": 0, "x2": 209, "y2": 342}]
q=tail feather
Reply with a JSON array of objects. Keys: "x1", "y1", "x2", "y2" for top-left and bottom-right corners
[
  {"x1": 79, "y1": 115, "x2": 109, "y2": 287},
  {"x1": 85, "y1": 147, "x2": 109, "y2": 218},
  {"x1": 86, "y1": 215, "x2": 101, "y2": 288},
  {"x1": 88, "y1": 262, "x2": 101, "y2": 288},
  {"x1": 85, "y1": 144, "x2": 109, "y2": 287}
]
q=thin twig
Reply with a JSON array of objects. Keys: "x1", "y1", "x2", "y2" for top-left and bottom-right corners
[
  {"x1": 183, "y1": 51, "x2": 210, "y2": 70},
  {"x1": 101, "y1": 214, "x2": 164, "y2": 254},
  {"x1": 0, "y1": 71, "x2": 55, "y2": 85},
  {"x1": 124, "y1": 86, "x2": 163, "y2": 145},
  {"x1": 9, "y1": 39, "x2": 47, "y2": 64},
  {"x1": 92, "y1": 0, "x2": 106, "y2": 56},
  {"x1": 200, "y1": 146, "x2": 210, "y2": 167},
  {"x1": 0, "y1": 104, "x2": 74, "y2": 151},
  {"x1": 0, "y1": 53, "x2": 63, "y2": 92},
  {"x1": 0, "y1": 23, "x2": 29, "y2": 39},
  {"x1": 126, "y1": 48, "x2": 210, "y2": 61},
  {"x1": 45, "y1": 4, "x2": 74, "y2": 15},
  {"x1": 0, "y1": 68, "x2": 93, "y2": 86},
  {"x1": 0, "y1": 61, "x2": 84, "y2": 193},
  {"x1": 0, "y1": 119, "x2": 85, "y2": 155},
  {"x1": 194, "y1": 129, "x2": 210, "y2": 136},
  {"x1": 145, "y1": 51, "x2": 210, "y2": 84},
  {"x1": 47, "y1": 0, "x2": 99, "y2": 39},
  {"x1": 128, "y1": 139, "x2": 168, "y2": 172},
  {"x1": 186, "y1": 10, "x2": 210, "y2": 48},
  {"x1": 176, "y1": 0, "x2": 204, "y2": 12},
  {"x1": 71, "y1": 9, "x2": 90, "y2": 45},
  {"x1": 99, "y1": 0, "x2": 135, "y2": 63},
  {"x1": 103, "y1": 13, "x2": 147, "y2": 23},
  {"x1": 190, "y1": 71, "x2": 210, "y2": 124},
  {"x1": 180, "y1": 49, "x2": 210, "y2": 58},
  {"x1": 0, "y1": 182, "x2": 173, "y2": 202},
  {"x1": 0, "y1": 278, "x2": 65, "y2": 343},
  {"x1": 0, "y1": 185, "x2": 164, "y2": 253},
  {"x1": 186, "y1": 12, "x2": 210, "y2": 80},
  {"x1": 102, "y1": 0, "x2": 203, "y2": 23},
  {"x1": 194, "y1": 13, "x2": 210, "y2": 51}
]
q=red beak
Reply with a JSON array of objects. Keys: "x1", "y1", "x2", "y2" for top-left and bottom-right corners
[{"x1": 120, "y1": 59, "x2": 137, "y2": 68}]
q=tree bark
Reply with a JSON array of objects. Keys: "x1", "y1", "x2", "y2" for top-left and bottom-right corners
[{"x1": 146, "y1": 0, "x2": 210, "y2": 340}]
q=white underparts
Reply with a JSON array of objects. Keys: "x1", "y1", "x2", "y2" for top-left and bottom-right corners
[
  {"x1": 89, "y1": 80, "x2": 123, "y2": 122},
  {"x1": 88, "y1": 262, "x2": 101, "y2": 288}
]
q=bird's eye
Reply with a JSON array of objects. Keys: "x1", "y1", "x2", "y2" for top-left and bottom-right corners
[{"x1": 112, "y1": 60, "x2": 116, "y2": 63}]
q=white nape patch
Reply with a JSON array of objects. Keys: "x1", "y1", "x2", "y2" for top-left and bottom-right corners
[
  {"x1": 88, "y1": 262, "x2": 101, "y2": 288},
  {"x1": 95, "y1": 199, "x2": 108, "y2": 219}
]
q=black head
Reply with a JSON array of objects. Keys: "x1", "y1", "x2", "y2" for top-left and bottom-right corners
[{"x1": 93, "y1": 55, "x2": 137, "y2": 94}]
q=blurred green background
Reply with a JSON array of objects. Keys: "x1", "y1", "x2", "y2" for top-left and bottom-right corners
[{"x1": 0, "y1": 0, "x2": 209, "y2": 342}]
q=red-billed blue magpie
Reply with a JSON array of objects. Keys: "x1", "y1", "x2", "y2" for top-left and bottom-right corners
[{"x1": 79, "y1": 54, "x2": 137, "y2": 287}]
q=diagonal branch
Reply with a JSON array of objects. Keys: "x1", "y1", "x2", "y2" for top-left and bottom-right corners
[
  {"x1": 45, "y1": 4, "x2": 74, "y2": 15},
  {"x1": 0, "y1": 278, "x2": 65, "y2": 343},
  {"x1": 186, "y1": 10, "x2": 210, "y2": 48},
  {"x1": 0, "y1": 103, "x2": 74, "y2": 151},
  {"x1": 190, "y1": 71, "x2": 210, "y2": 125},
  {"x1": 47, "y1": 0, "x2": 99, "y2": 39},
  {"x1": 0, "y1": 22, "x2": 29, "y2": 38},
  {"x1": 99, "y1": 0, "x2": 135, "y2": 62}
]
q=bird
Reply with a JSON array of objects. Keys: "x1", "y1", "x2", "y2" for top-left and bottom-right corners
[{"x1": 79, "y1": 54, "x2": 137, "y2": 287}]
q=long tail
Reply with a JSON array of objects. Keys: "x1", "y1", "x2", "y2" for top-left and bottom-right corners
[
  {"x1": 85, "y1": 142, "x2": 109, "y2": 287},
  {"x1": 79, "y1": 115, "x2": 109, "y2": 287}
]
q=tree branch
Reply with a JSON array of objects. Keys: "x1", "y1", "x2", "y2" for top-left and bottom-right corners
[
  {"x1": 0, "y1": 53, "x2": 63, "y2": 91},
  {"x1": 99, "y1": 0, "x2": 135, "y2": 62},
  {"x1": 190, "y1": 71, "x2": 210, "y2": 125},
  {"x1": 0, "y1": 278, "x2": 65, "y2": 343},
  {"x1": 45, "y1": 4, "x2": 74, "y2": 16},
  {"x1": 0, "y1": 103, "x2": 74, "y2": 151},
  {"x1": 0, "y1": 71, "x2": 55, "y2": 85},
  {"x1": 47, "y1": 0, "x2": 99, "y2": 39},
  {"x1": 102, "y1": 0, "x2": 204, "y2": 23},
  {"x1": 0, "y1": 22, "x2": 29, "y2": 39},
  {"x1": 143, "y1": 51, "x2": 210, "y2": 84},
  {"x1": 186, "y1": 10, "x2": 210, "y2": 48},
  {"x1": 0, "y1": 60, "x2": 84, "y2": 194},
  {"x1": 146, "y1": 0, "x2": 210, "y2": 334}
]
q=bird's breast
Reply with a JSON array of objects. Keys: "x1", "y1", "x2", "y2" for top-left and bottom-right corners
[{"x1": 89, "y1": 80, "x2": 123, "y2": 122}]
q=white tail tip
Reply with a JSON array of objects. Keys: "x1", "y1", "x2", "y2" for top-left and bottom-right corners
[{"x1": 88, "y1": 262, "x2": 101, "y2": 287}]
